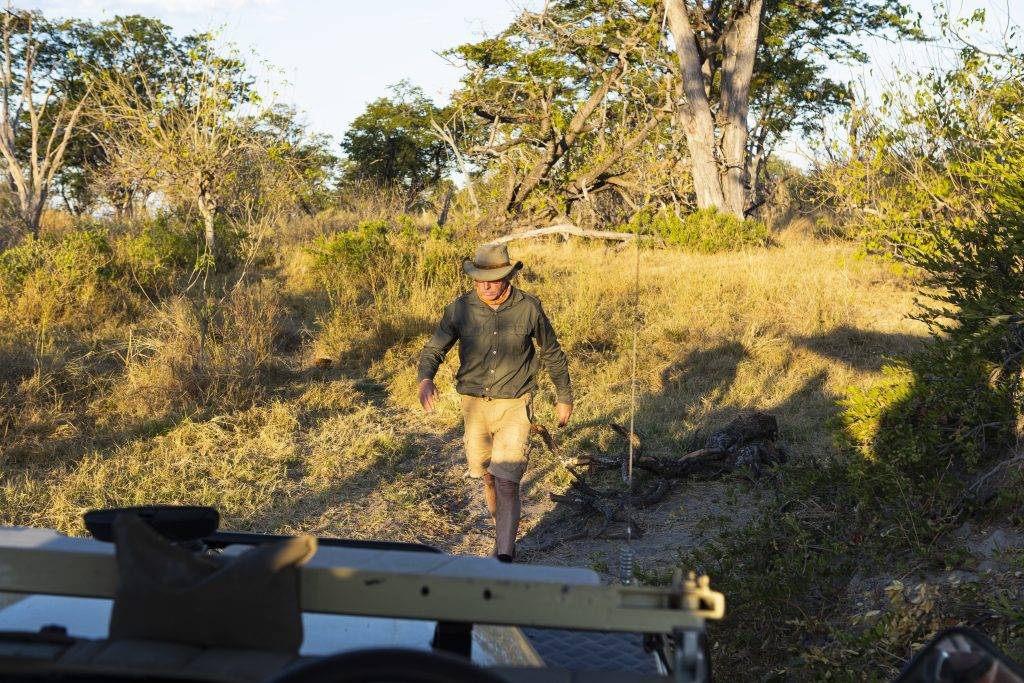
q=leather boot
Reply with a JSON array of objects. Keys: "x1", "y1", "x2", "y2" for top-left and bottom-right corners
[{"x1": 494, "y1": 476, "x2": 520, "y2": 562}]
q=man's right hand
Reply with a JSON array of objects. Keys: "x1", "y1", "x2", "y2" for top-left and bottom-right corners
[{"x1": 418, "y1": 379, "x2": 439, "y2": 413}]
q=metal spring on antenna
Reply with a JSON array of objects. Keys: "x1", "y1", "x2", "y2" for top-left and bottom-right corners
[{"x1": 619, "y1": 545, "x2": 635, "y2": 586}]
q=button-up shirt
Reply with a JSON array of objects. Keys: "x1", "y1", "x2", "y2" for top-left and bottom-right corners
[{"x1": 417, "y1": 287, "x2": 573, "y2": 404}]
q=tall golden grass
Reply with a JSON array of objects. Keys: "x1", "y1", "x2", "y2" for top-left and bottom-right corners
[{"x1": 0, "y1": 221, "x2": 926, "y2": 545}]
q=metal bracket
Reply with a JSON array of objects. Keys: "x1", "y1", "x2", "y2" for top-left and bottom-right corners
[
  {"x1": 673, "y1": 628, "x2": 708, "y2": 683},
  {"x1": 431, "y1": 620, "x2": 473, "y2": 658}
]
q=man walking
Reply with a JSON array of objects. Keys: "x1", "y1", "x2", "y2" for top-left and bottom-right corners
[{"x1": 417, "y1": 243, "x2": 573, "y2": 562}]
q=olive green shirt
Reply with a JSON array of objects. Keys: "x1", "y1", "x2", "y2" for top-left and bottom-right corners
[{"x1": 417, "y1": 287, "x2": 573, "y2": 405}]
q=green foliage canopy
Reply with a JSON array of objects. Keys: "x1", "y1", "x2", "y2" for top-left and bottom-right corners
[{"x1": 340, "y1": 82, "x2": 450, "y2": 195}]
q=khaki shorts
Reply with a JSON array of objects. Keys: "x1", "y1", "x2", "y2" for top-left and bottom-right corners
[{"x1": 460, "y1": 393, "x2": 533, "y2": 482}]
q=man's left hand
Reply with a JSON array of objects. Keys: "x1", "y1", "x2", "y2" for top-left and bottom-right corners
[{"x1": 555, "y1": 402, "x2": 573, "y2": 427}]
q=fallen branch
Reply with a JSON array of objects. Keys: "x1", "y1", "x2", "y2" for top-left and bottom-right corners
[
  {"x1": 489, "y1": 223, "x2": 655, "y2": 246},
  {"x1": 633, "y1": 479, "x2": 672, "y2": 507},
  {"x1": 529, "y1": 412, "x2": 783, "y2": 550},
  {"x1": 532, "y1": 423, "x2": 600, "y2": 473},
  {"x1": 635, "y1": 450, "x2": 730, "y2": 478},
  {"x1": 612, "y1": 411, "x2": 784, "y2": 479},
  {"x1": 960, "y1": 452, "x2": 1024, "y2": 509}
]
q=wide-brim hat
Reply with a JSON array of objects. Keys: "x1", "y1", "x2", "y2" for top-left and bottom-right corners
[{"x1": 462, "y1": 242, "x2": 523, "y2": 281}]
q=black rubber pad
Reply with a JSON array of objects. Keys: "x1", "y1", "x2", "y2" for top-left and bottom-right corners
[{"x1": 521, "y1": 629, "x2": 657, "y2": 673}]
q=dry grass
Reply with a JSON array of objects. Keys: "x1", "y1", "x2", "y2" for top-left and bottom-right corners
[
  {"x1": 112, "y1": 281, "x2": 283, "y2": 418},
  {"x1": 381, "y1": 233, "x2": 926, "y2": 467},
  {"x1": 0, "y1": 230, "x2": 927, "y2": 554}
]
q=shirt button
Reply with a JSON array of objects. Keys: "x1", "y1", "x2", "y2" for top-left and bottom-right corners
[
  {"x1": 492, "y1": 351, "x2": 496, "y2": 355},
  {"x1": 493, "y1": 331, "x2": 497, "y2": 335},
  {"x1": 490, "y1": 369, "x2": 495, "y2": 373}
]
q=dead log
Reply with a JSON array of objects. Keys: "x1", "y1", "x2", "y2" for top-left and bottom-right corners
[
  {"x1": 633, "y1": 479, "x2": 671, "y2": 507},
  {"x1": 549, "y1": 487, "x2": 646, "y2": 539},
  {"x1": 704, "y1": 410, "x2": 778, "y2": 451},
  {"x1": 489, "y1": 223, "x2": 659, "y2": 246},
  {"x1": 610, "y1": 410, "x2": 784, "y2": 479},
  {"x1": 635, "y1": 450, "x2": 730, "y2": 478},
  {"x1": 960, "y1": 452, "x2": 1024, "y2": 509},
  {"x1": 530, "y1": 411, "x2": 783, "y2": 548}
]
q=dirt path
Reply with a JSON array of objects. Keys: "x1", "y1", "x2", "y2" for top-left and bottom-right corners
[{"x1": 390, "y1": 404, "x2": 760, "y2": 582}]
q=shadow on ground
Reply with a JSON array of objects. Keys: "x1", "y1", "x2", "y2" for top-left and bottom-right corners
[{"x1": 514, "y1": 326, "x2": 929, "y2": 574}]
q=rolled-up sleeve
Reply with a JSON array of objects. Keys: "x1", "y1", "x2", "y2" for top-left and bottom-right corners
[
  {"x1": 417, "y1": 305, "x2": 459, "y2": 382},
  {"x1": 533, "y1": 305, "x2": 573, "y2": 405}
]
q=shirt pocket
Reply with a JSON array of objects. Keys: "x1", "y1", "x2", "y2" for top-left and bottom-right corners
[
  {"x1": 458, "y1": 325, "x2": 488, "y2": 367},
  {"x1": 498, "y1": 324, "x2": 532, "y2": 355}
]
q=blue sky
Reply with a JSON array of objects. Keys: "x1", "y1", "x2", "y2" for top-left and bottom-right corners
[
  {"x1": 29, "y1": 0, "x2": 529, "y2": 145},
  {"x1": 24, "y1": 0, "x2": 1024, "y2": 161}
]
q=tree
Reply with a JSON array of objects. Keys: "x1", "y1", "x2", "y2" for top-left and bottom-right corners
[
  {"x1": 94, "y1": 36, "x2": 254, "y2": 265},
  {"x1": 445, "y1": 2, "x2": 673, "y2": 225},
  {"x1": 448, "y1": 0, "x2": 920, "y2": 225},
  {"x1": 55, "y1": 15, "x2": 212, "y2": 217},
  {"x1": 252, "y1": 104, "x2": 338, "y2": 215},
  {"x1": 340, "y1": 82, "x2": 449, "y2": 198},
  {"x1": 0, "y1": 9, "x2": 92, "y2": 238},
  {"x1": 663, "y1": 0, "x2": 921, "y2": 217}
]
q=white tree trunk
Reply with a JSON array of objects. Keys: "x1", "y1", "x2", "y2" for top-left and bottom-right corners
[
  {"x1": 664, "y1": 0, "x2": 726, "y2": 212},
  {"x1": 0, "y1": 10, "x2": 89, "y2": 239},
  {"x1": 665, "y1": 0, "x2": 764, "y2": 218},
  {"x1": 719, "y1": 0, "x2": 765, "y2": 217}
]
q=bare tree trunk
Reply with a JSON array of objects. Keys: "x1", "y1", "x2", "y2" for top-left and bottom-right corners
[
  {"x1": 197, "y1": 188, "x2": 216, "y2": 260},
  {"x1": 27, "y1": 192, "x2": 44, "y2": 237},
  {"x1": 665, "y1": 0, "x2": 764, "y2": 218},
  {"x1": 664, "y1": 0, "x2": 726, "y2": 212},
  {"x1": 429, "y1": 118, "x2": 480, "y2": 219},
  {"x1": 719, "y1": 0, "x2": 764, "y2": 216},
  {"x1": 0, "y1": 9, "x2": 89, "y2": 239}
]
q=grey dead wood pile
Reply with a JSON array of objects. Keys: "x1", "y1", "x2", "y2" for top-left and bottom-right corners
[
  {"x1": 958, "y1": 414, "x2": 1024, "y2": 511},
  {"x1": 531, "y1": 410, "x2": 786, "y2": 545}
]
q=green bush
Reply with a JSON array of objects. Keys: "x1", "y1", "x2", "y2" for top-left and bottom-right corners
[
  {"x1": 51, "y1": 228, "x2": 115, "y2": 286},
  {"x1": 117, "y1": 216, "x2": 199, "y2": 292},
  {"x1": 865, "y1": 138, "x2": 1024, "y2": 488},
  {"x1": 0, "y1": 229, "x2": 115, "y2": 301},
  {"x1": 625, "y1": 207, "x2": 770, "y2": 252},
  {"x1": 307, "y1": 218, "x2": 467, "y2": 309},
  {"x1": 309, "y1": 220, "x2": 388, "y2": 272},
  {"x1": 833, "y1": 117, "x2": 1024, "y2": 509},
  {"x1": 0, "y1": 237, "x2": 47, "y2": 296},
  {"x1": 841, "y1": 353, "x2": 1014, "y2": 497}
]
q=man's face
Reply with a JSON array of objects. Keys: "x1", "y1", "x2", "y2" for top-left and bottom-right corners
[{"x1": 475, "y1": 278, "x2": 509, "y2": 302}]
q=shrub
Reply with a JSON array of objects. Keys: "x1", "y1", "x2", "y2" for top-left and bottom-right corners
[
  {"x1": 307, "y1": 218, "x2": 466, "y2": 307},
  {"x1": 307, "y1": 220, "x2": 390, "y2": 305},
  {"x1": 859, "y1": 138, "x2": 1024, "y2": 491},
  {"x1": 0, "y1": 237, "x2": 47, "y2": 296},
  {"x1": 117, "y1": 215, "x2": 198, "y2": 293},
  {"x1": 841, "y1": 354, "x2": 1015, "y2": 497},
  {"x1": 117, "y1": 282, "x2": 283, "y2": 417},
  {"x1": 0, "y1": 229, "x2": 119, "y2": 322},
  {"x1": 0, "y1": 229, "x2": 114, "y2": 293},
  {"x1": 625, "y1": 207, "x2": 770, "y2": 252},
  {"x1": 309, "y1": 220, "x2": 389, "y2": 272},
  {"x1": 305, "y1": 218, "x2": 468, "y2": 369}
]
